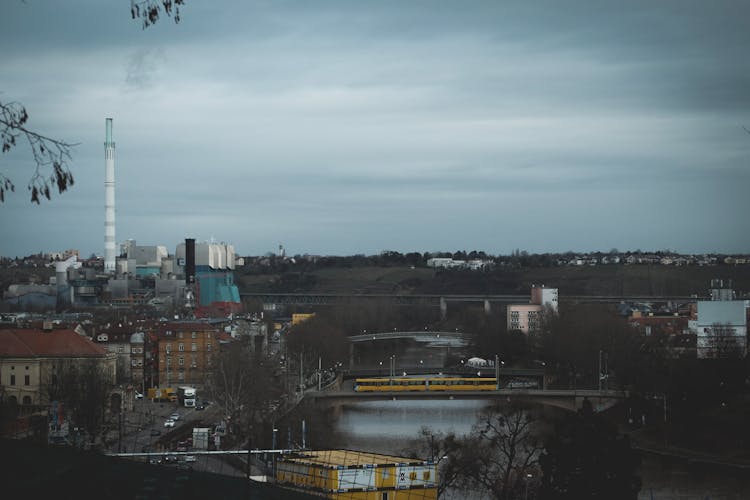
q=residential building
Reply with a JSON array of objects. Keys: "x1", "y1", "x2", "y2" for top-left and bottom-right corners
[
  {"x1": 154, "y1": 322, "x2": 218, "y2": 387},
  {"x1": 96, "y1": 325, "x2": 132, "y2": 384},
  {"x1": 507, "y1": 285, "x2": 558, "y2": 333},
  {"x1": 693, "y1": 301, "x2": 747, "y2": 359},
  {"x1": 508, "y1": 304, "x2": 545, "y2": 333},
  {"x1": 0, "y1": 328, "x2": 116, "y2": 406},
  {"x1": 276, "y1": 449, "x2": 437, "y2": 499},
  {"x1": 691, "y1": 279, "x2": 748, "y2": 358}
]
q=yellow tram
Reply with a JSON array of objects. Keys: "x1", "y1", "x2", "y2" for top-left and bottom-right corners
[{"x1": 354, "y1": 377, "x2": 498, "y2": 392}]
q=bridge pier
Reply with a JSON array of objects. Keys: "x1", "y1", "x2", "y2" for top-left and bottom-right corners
[
  {"x1": 440, "y1": 297, "x2": 447, "y2": 320},
  {"x1": 484, "y1": 300, "x2": 491, "y2": 315}
]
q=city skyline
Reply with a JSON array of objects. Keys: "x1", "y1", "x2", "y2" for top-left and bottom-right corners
[{"x1": 1, "y1": 1, "x2": 749, "y2": 258}]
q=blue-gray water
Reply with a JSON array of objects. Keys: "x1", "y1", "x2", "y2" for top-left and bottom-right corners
[{"x1": 332, "y1": 343, "x2": 750, "y2": 499}]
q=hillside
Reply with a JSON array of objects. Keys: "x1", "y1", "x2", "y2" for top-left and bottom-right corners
[{"x1": 237, "y1": 264, "x2": 750, "y2": 298}]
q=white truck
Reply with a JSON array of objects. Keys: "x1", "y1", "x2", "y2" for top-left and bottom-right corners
[{"x1": 177, "y1": 386, "x2": 197, "y2": 407}]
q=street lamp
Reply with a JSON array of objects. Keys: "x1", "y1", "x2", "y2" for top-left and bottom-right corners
[{"x1": 525, "y1": 473, "x2": 533, "y2": 500}]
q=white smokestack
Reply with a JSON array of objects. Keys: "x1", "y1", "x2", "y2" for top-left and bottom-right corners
[{"x1": 104, "y1": 118, "x2": 116, "y2": 273}]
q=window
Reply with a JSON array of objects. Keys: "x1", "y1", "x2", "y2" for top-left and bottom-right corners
[
  {"x1": 178, "y1": 371, "x2": 185, "y2": 381},
  {"x1": 166, "y1": 357, "x2": 172, "y2": 366},
  {"x1": 165, "y1": 344, "x2": 172, "y2": 353},
  {"x1": 178, "y1": 343, "x2": 185, "y2": 352},
  {"x1": 206, "y1": 343, "x2": 212, "y2": 352},
  {"x1": 190, "y1": 343, "x2": 196, "y2": 352},
  {"x1": 178, "y1": 332, "x2": 184, "y2": 339},
  {"x1": 191, "y1": 332, "x2": 197, "y2": 339},
  {"x1": 118, "y1": 345, "x2": 124, "y2": 353},
  {"x1": 22, "y1": 396, "x2": 32, "y2": 405},
  {"x1": 10, "y1": 374, "x2": 15, "y2": 385},
  {"x1": 24, "y1": 375, "x2": 30, "y2": 385},
  {"x1": 178, "y1": 357, "x2": 184, "y2": 366}
]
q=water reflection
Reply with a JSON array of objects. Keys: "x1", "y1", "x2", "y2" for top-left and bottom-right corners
[{"x1": 331, "y1": 399, "x2": 491, "y2": 453}]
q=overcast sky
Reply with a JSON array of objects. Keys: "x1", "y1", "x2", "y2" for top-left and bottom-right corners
[{"x1": 1, "y1": 1, "x2": 748, "y2": 258}]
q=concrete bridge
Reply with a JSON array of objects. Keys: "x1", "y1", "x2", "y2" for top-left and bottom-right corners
[
  {"x1": 242, "y1": 292, "x2": 696, "y2": 319},
  {"x1": 348, "y1": 330, "x2": 470, "y2": 346},
  {"x1": 341, "y1": 366, "x2": 546, "y2": 380},
  {"x1": 302, "y1": 388, "x2": 627, "y2": 413}
]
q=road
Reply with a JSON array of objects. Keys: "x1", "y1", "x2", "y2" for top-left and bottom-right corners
[{"x1": 112, "y1": 398, "x2": 246, "y2": 477}]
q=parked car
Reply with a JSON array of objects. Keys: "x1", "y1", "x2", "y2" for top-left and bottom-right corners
[
  {"x1": 164, "y1": 419, "x2": 175, "y2": 428},
  {"x1": 150, "y1": 429, "x2": 161, "y2": 436},
  {"x1": 135, "y1": 392, "x2": 144, "y2": 400},
  {"x1": 169, "y1": 413, "x2": 180, "y2": 421},
  {"x1": 184, "y1": 455, "x2": 196, "y2": 463},
  {"x1": 195, "y1": 404, "x2": 205, "y2": 411}
]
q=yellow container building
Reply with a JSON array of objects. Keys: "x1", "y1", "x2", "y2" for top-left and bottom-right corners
[{"x1": 276, "y1": 450, "x2": 437, "y2": 500}]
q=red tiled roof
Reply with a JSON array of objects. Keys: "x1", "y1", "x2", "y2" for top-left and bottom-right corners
[{"x1": 0, "y1": 329, "x2": 108, "y2": 358}]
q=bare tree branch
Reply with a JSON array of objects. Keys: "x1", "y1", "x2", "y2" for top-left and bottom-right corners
[
  {"x1": 0, "y1": 99, "x2": 76, "y2": 203},
  {"x1": 131, "y1": 0, "x2": 185, "y2": 29}
]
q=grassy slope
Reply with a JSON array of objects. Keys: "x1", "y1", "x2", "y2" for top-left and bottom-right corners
[{"x1": 238, "y1": 265, "x2": 750, "y2": 297}]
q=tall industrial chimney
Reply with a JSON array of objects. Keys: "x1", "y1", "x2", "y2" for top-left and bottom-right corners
[{"x1": 104, "y1": 118, "x2": 116, "y2": 273}]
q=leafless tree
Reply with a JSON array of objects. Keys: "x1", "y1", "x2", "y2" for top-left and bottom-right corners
[
  {"x1": 2, "y1": 2, "x2": 189, "y2": 203},
  {"x1": 0, "y1": 99, "x2": 75, "y2": 203},
  {"x1": 131, "y1": 0, "x2": 185, "y2": 29},
  {"x1": 410, "y1": 404, "x2": 544, "y2": 500},
  {"x1": 463, "y1": 404, "x2": 544, "y2": 500},
  {"x1": 207, "y1": 339, "x2": 283, "y2": 441},
  {"x1": 706, "y1": 322, "x2": 745, "y2": 358},
  {"x1": 404, "y1": 426, "x2": 472, "y2": 498},
  {"x1": 46, "y1": 359, "x2": 114, "y2": 445}
]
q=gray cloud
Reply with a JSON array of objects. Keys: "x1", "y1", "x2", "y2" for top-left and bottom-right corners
[
  {"x1": 1, "y1": 0, "x2": 749, "y2": 257},
  {"x1": 125, "y1": 47, "x2": 166, "y2": 90}
]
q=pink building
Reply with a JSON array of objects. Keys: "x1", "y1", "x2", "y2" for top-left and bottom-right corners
[{"x1": 507, "y1": 285, "x2": 558, "y2": 333}]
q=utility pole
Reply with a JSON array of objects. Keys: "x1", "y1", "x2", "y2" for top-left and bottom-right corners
[
  {"x1": 318, "y1": 356, "x2": 322, "y2": 391},
  {"x1": 117, "y1": 403, "x2": 123, "y2": 453},
  {"x1": 246, "y1": 425, "x2": 253, "y2": 479},
  {"x1": 495, "y1": 354, "x2": 500, "y2": 390},
  {"x1": 299, "y1": 353, "x2": 303, "y2": 394}
]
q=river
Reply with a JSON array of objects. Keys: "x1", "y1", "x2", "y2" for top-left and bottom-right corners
[{"x1": 326, "y1": 342, "x2": 750, "y2": 499}]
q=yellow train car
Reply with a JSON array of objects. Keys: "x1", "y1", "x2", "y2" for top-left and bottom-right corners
[
  {"x1": 427, "y1": 377, "x2": 497, "y2": 391},
  {"x1": 354, "y1": 378, "x2": 428, "y2": 392},
  {"x1": 354, "y1": 377, "x2": 499, "y2": 392}
]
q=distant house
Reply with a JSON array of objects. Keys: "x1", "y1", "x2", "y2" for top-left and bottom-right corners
[{"x1": 426, "y1": 258, "x2": 492, "y2": 270}]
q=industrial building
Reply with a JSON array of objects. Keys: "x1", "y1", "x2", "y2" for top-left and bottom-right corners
[
  {"x1": 175, "y1": 239, "x2": 243, "y2": 316},
  {"x1": 276, "y1": 450, "x2": 437, "y2": 499}
]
